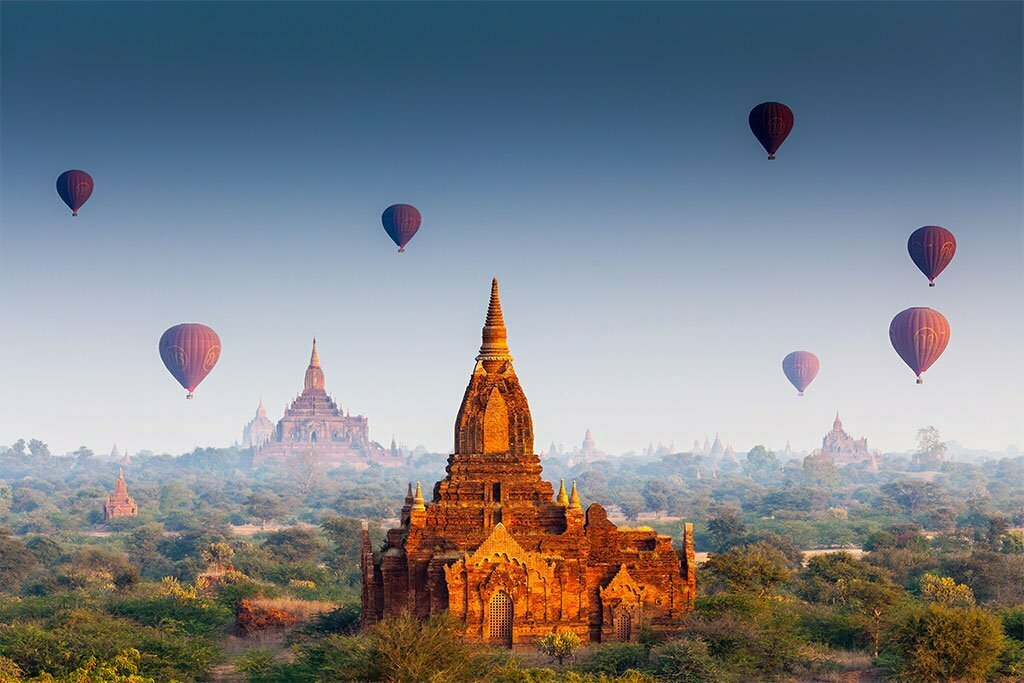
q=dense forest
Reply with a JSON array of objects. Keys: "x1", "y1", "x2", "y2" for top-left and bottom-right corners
[{"x1": 0, "y1": 435, "x2": 1022, "y2": 682}]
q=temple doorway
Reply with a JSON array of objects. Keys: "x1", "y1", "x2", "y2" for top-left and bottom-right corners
[{"x1": 489, "y1": 590, "x2": 513, "y2": 647}]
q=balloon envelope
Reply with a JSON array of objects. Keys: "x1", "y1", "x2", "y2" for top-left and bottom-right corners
[
  {"x1": 56, "y1": 170, "x2": 94, "y2": 216},
  {"x1": 748, "y1": 102, "x2": 794, "y2": 159},
  {"x1": 159, "y1": 323, "x2": 221, "y2": 398},
  {"x1": 908, "y1": 226, "x2": 956, "y2": 286},
  {"x1": 381, "y1": 204, "x2": 421, "y2": 252},
  {"x1": 782, "y1": 351, "x2": 819, "y2": 395},
  {"x1": 889, "y1": 308, "x2": 950, "y2": 383}
]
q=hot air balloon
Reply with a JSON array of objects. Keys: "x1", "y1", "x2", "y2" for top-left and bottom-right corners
[
  {"x1": 381, "y1": 204, "x2": 421, "y2": 252},
  {"x1": 748, "y1": 102, "x2": 794, "y2": 160},
  {"x1": 782, "y1": 351, "x2": 820, "y2": 396},
  {"x1": 908, "y1": 226, "x2": 956, "y2": 287},
  {"x1": 56, "y1": 170, "x2": 94, "y2": 216},
  {"x1": 889, "y1": 308, "x2": 950, "y2": 384},
  {"x1": 159, "y1": 323, "x2": 221, "y2": 399}
]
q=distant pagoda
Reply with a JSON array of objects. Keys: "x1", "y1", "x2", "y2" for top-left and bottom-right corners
[
  {"x1": 820, "y1": 413, "x2": 875, "y2": 467},
  {"x1": 103, "y1": 469, "x2": 138, "y2": 520},
  {"x1": 242, "y1": 398, "x2": 275, "y2": 448},
  {"x1": 252, "y1": 340, "x2": 402, "y2": 469}
]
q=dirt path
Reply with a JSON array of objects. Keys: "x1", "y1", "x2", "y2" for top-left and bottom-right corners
[{"x1": 209, "y1": 663, "x2": 243, "y2": 683}]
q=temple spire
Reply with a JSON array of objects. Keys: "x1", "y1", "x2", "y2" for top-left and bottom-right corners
[
  {"x1": 476, "y1": 278, "x2": 513, "y2": 367},
  {"x1": 304, "y1": 338, "x2": 326, "y2": 392},
  {"x1": 569, "y1": 481, "x2": 581, "y2": 509},
  {"x1": 556, "y1": 479, "x2": 569, "y2": 506},
  {"x1": 412, "y1": 481, "x2": 426, "y2": 510}
]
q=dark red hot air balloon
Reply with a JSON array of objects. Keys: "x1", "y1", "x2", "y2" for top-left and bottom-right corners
[
  {"x1": 908, "y1": 226, "x2": 956, "y2": 287},
  {"x1": 381, "y1": 204, "x2": 421, "y2": 252},
  {"x1": 56, "y1": 170, "x2": 94, "y2": 216},
  {"x1": 782, "y1": 351, "x2": 819, "y2": 396},
  {"x1": 889, "y1": 308, "x2": 950, "y2": 384},
  {"x1": 159, "y1": 324, "x2": 221, "y2": 399},
  {"x1": 748, "y1": 102, "x2": 794, "y2": 160}
]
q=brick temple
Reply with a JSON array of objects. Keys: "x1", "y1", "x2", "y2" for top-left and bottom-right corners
[
  {"x1": 361, "y1": 279, "x2": 696, "y2": 647},
  {"x1": 103, "y1": 468, "x2": 138, "y2": 521},
  {"x1": 821, "y1": 413, "x2": 878, "y2": 469},
  {"x1": 252, "y1": 340, "x2": 403, "y2": 468}
]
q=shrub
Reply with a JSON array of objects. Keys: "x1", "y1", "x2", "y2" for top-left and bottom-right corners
[
  {"x1": 650, "y1": 638, "x2": 723, "y2": 682},
  {"x1": 537, "y1": 630, "x2": 582, "y2": 665},
  {"x1": 294, "y1": 613, "x2": 492, "y2": 682},
  {"x1": 882, "y1": 603, "x2": 1004, "y2": 682},
  {"x1": 583, "y1": 644, "x2": 647, "y2": 675}
]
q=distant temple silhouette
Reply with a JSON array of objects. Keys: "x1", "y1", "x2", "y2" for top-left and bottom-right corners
[
  {"x1": 103, "y1": 469, "x2": 138, "y2": 520},
  {"x1": 819, "y1": 413, "x2": 878, "y2": 469},
  {"x1": 250, "y1": 340, "x2": 403, "y2": 469},
  {"x1": 361, "y1": 280, "x2": 696, "y2": 647}
]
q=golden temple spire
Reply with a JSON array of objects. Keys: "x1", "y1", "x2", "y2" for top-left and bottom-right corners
[
  {"x1": 310, "y1": 338, "x2": 320, "y2": 367},
  {"x1": 556, "y1": 479, "x2": 569, "y2": 506},
  {"x1": 412, "y1": 481, "x2": 426, "y2": 510},
  {"x1": 569, "y1": 481, "x2": 581, "y2": 509},
  {"x1": 476, "y1": 278, "x2": 513, "y2": 367}
]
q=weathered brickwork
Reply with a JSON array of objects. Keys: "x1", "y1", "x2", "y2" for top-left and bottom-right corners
[{"x1": 361, "y1": 279, "x2": 696, "y2": 647}]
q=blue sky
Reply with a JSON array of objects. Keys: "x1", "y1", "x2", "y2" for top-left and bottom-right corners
[{"x1": 1, "y1": 2, "x2": 1021, "y2": 456}]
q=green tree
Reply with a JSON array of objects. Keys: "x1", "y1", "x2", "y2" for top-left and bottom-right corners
[
  {"x1": 702, "y1": 542, "x2": 793, "y2": 597},
  {"x1": 200, "y1": 541, "x2": 235, "y2": 573},
  {"x1": 0, "y1": 528, "x2": 38, "y2": 591},
  {"x1": 27, "y1": 439, "x2": 51, "y2": 461},
  {"x1": 745, "y1": 445, "x2": 778, "y2": 474},
  {"x1": 537, "y1": 630, "x2": 582, "y2": 666},
  {"x1": 915, "y1": 426, "x2": 947, "y2": 466},
  {"x1": 641, "y1": 480, "x2": 669, "y2": 514},
  {"x1": 705, "y1": 507, "x2": 747, "y2": 553},
  {"x1": 802, "y1": 452, "x2": 839, "y2": 488},
  {"x1": 245, "y1": 493, "x2": 285, "y2": 529},
  {"x1": 883, "y1": 604, "x2": 1004, "y2": 682},
  {"x1": 260, "y1": 527, "x2": 323, "y2": 563}
]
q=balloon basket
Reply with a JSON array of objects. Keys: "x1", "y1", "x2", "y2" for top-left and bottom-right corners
[
  {"x1": 187, "y1": 393, "x2": 195, "y2": 400},
  {"x1": 397, "y1": 247, "x2": 405, "y2": 253},
  {"x1": 929, "y1": 282, "x2": 935, "y2": 287},
  {"x1": 915, "y1": 378, "x2": 923, "y2": 385},
  {"x1": 797, "y1": 392, "x2": 804, "y2": 397},
  {"x1": 768, "y1": 155, "x2": 776, "y2": 160},
  {"x1": 72, "y1": 212, "x2": 78, "y2": 217}
]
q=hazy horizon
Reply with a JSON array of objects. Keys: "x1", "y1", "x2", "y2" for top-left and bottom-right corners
[{"x1": 2, "y1": 2, "x2": 1022, "y2": 456}]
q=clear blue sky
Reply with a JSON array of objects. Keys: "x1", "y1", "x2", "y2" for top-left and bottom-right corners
[{"x1": 1, "y1": 2, "x2": 1021, "y2": 457}]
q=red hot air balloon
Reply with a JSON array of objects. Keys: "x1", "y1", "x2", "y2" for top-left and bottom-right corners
[
  {"x1": 908, "y1": 226, "x2": 956, "y2": 287},
  {"x1": 782, "y1": 351, "x2": 820, "y2": 396},
  {"x1": 56, "y1": 170, "x2": 94, "y2": 216},
  {"x1": 748, "y1": 102, "x2": 794, "y2": 160},
  {"x1": 159, "y1": 324, "x2": 221, "y2": 399},
  {"x1": 381, "y1": 204, "x2": 421, "y2": 252},
  {"x1": 889, "y1": 308, "x2": 950, "y2": 384}
]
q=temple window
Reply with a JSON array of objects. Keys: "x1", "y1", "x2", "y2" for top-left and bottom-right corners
[
  {"x1": 615, "y1": 612, "x2": 632, "y2": 641},
  {"x1": 492, "y1": 482, "x2": 502, "y2": 502},
  {"x1": 310, "y1": 432, "x2": 317, "y2": 442}
]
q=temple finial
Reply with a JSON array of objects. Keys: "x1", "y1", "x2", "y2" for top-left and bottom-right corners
[
  {"x1": 477, "y1": 278, "x2": 513, "y2": 366},
  {"x1": 556, "y1": 479, "x2": 569, "y2": 505},
  {"x1": 310, "y1": 338, "x2": 320, "y2": 367},
  {"x1": 569, "y1": 481, "x2": 581, "y2": 509},
  {"x1": 412, "y1": 481, "x2": 426, "y2": 510}
]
